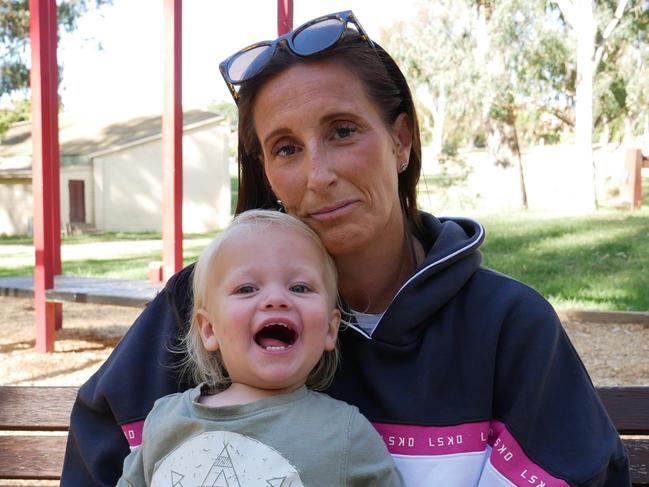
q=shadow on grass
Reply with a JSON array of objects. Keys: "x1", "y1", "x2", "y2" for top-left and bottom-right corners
[{"x1": 481, "y1": 212, "x2": 649, "y2": 310}]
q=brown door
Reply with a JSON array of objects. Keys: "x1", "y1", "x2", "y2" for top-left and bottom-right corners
[{"x1": 69, "y1": 180, "x2": 86, "y2": 223}]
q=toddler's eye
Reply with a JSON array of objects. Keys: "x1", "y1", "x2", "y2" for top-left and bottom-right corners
[
  {"x1": 289, "y1": 283, "x2": 311, "y2": 294},
  {"x1": 236, "y1": 285, "x2": 257, "y2": 294}
]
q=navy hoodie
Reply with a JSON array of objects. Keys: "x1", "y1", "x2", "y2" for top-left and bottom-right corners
[{"x1": 61, "y1": 213, "x2": 630, "y2": 486}]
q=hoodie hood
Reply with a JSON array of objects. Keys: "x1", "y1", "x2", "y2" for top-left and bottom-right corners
[{"x1": 355, "y1": 213, "x2": 484, "y2": 346}]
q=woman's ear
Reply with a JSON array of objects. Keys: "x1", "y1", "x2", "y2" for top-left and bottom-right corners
[
  {"x1": 324, "y1": 308, "x2": 341, "y2": 352},
  {"x1": 392, "y1": 112, "x2": 413, "y2": 170},
  {"x1": 196, "y1": 309, "x2": 220, "y2": 352}
]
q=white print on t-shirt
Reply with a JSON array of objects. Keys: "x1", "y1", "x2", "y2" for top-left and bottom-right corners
[{"x1": 151, "y1": 430, "x2": 304, "y2": 487}]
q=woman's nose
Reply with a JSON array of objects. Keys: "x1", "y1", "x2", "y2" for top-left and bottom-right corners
[{"x1": 306, "y1": 149, "x2": 337, "y2": 193}]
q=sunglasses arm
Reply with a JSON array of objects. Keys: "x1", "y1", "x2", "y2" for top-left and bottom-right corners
[
  {"x1": 219, "y1": 63, "x2": 241, "y2": 103},
  {"x1": 227, "y1": 80, "x2": 240, "y2": 103}
]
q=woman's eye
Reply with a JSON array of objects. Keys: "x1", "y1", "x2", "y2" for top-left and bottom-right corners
[
  {"x1": 333, "y1": 123, "x2": 357, "y2": 139},
  {"x1": 289, "y1": 283, "x2": 311, "y2": 294},
  {"x1": 235, "y1": 285, "x2": 257, "y2": 294},
  {"x1": 273, "y1": 143, "x2": 299, "y2": 158}
]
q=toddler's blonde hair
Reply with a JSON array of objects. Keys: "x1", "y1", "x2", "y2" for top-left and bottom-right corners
[{"x1": 181, "y1": 209, "x2": 340, "y2": 391}]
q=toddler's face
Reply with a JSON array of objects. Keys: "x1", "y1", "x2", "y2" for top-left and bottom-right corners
[{"x1": 196, "y1": 225, "x2": 340, "y2": 393}]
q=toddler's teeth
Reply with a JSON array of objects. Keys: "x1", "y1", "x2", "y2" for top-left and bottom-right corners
[{"x1": 264, "y1": 345, "x2": 292, "y2": 351}]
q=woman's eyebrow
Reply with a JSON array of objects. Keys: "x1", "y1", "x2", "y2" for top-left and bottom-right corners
[
  {"x1": 261, "y1": 127, "x2": 292, "y2": 147},
  {"x1": 320, "y1": 110, "x2": 360, "y2": 124},
  {"x1": 262, "y1": 111, "x2": 361, "y2": 143}
]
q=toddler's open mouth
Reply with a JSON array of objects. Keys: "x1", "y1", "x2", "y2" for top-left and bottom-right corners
[{"x1": 254, "y1": 323, "x2": 297, "y2": 351}]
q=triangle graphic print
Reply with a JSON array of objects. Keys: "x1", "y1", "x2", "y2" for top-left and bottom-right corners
[{"x1": 200, "y1": 444, "x2": 241, "y2": 487}]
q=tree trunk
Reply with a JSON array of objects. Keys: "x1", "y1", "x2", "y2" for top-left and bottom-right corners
[
  {"x1": 573, "y1": 0, "x2": 598, "y2": 210},
  {"x1": 486, "y1": 107, "x2": 528, "y2": 209},
  {"x1": 431, "y1": 84, "x2": 446, "y2": 157},
  {"x1": 476, "y1": 0, "x2": 528, "y2": 209}
]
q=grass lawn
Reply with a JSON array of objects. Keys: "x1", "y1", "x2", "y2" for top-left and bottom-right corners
[
  {"x1": 1, "y1": 208, "x2": 647, "y2": 311},
  {"x1": 0, "y1": 233, "x2": 213, "y2": 280},
  {"x1": 480, "y1": 208, "x2": 649, "y2": 311}
]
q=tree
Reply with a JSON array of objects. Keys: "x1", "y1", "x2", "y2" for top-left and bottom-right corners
[
  {"x1": 592, "y1": 2, "x2": 649, "y2": 143},
  {"x1": 0, "y1": 0, "x2": 111, "y2": 139},
  {"x1": 385, "y1": 0, "x2": 575, "y2": 209},
  {"x1": 550, "y1": 0, "x2": 634, "y2": 209},
  {"x1": 381, "y1": 0, "x2": 482, "y2": 157}
]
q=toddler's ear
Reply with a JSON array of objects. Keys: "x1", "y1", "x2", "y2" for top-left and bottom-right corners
[
  {"x1": 324, "y1": 308, "x2": 341, "y2": 352},
  {"x1": 196, "y1": 309, "x2": 220, "y2": 352}
]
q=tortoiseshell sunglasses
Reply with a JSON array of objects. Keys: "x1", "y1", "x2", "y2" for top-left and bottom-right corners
[{"x1": 219, "y1": 10, "x2": 373, "y2": 103}]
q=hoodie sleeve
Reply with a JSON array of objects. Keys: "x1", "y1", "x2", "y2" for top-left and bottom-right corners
[
  {"x1": 479, "y1": 286, "x2": 630, "y2": 487},
  {"x1": 60, "y1": 266, "x2": 194, "y2": 487}
]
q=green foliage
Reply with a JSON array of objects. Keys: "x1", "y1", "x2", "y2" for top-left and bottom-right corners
[
  {"x1": 0, "y1": 97, "x2": 28, "y2": 141},
  {"x1": 382, "y1": 0, "x2": 649, "y2": 150},
  {"x1": 381, "y1": 0, "x2": 482, "y2": 150},
  {"x1": 1, "y1": 0, "x2": 112, "y2": 92},
  {"x1": 208, "y1": 101, "x2": 238, "y2": 130},
  {"x1": 0, "y1": 0, "x2": 112, "y2": 138},
  {"x1": 589, "y1": 1, "x2": 649, "y2": 140}
]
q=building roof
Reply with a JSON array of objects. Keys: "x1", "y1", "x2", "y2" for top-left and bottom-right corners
[{"x1": 0, "y1": 109, "x2": 224, "y2": 160}]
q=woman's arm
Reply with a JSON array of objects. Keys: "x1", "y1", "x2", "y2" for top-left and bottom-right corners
[
  {"x1": 479, "y1": 287, "x2": 630, "y2": 487},
  {"x1": 60, "y1": 265, "x2": 195, "y2": 487}
]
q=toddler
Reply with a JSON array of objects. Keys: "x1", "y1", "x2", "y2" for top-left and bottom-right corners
[{"x1": 117, "y1": 210, "x2": 402, "y2": 486}]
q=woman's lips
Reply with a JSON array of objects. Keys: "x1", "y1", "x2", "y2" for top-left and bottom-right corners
[{"x1": 308, "y1": 200, "x2": 359, "y2": 222}]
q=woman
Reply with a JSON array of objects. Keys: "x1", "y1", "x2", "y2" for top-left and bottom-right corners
[{"x1": 62, "y1": 11, "x2": 629, "y2": 486}]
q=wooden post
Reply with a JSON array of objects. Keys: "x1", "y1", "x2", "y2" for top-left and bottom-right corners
[
  {"x1": 277, "y1": 0, "x2": 293, "y2": 36},
  {"x1": 30, "y1": 0, "x2": 61, "y2": 352},
  {"x1": 624, "y1": 149, "x2": 642, "y2": 210},
  {"x1": 162, "y1": 0, "x2": 183, "y2": 282}
]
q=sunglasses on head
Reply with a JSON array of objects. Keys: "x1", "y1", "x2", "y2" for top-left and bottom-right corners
[{"x1": 219, "y1": 10, "x2": 374, "y2": 103}]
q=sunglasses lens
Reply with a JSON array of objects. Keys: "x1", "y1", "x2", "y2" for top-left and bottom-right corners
[
  {"x1": 228, "y1": 45, "x2": 274, "y2": 83},
  {"x1": 293, "y1": 18, "x2": 345, "y2": 56}
]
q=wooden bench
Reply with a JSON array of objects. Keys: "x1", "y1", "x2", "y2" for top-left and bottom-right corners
[
  {"x1": 0, "y1": 386, "x2": 647, "y2": 485},
  {"x1": 0, "y1": 386, "x2": 78, "y2": 485}
]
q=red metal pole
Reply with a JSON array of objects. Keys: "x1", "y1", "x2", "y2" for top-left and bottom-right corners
[
  {"x1": 46, "y1": 0, "x2": 63, "y2": 330},
  {"x1": 277, "y1": 0, "x2": 293, "y2": 36},
  {"x1": 162, "y1": 0, "x2": 183, "y2": 282},
  {"x1": 30, "y1": 0, "x2": 60, "y2": 352}
]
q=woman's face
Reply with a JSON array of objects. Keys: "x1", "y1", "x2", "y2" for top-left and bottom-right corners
[{"x1": 252, "y1": 61, "x2": 412, "y2": 257}]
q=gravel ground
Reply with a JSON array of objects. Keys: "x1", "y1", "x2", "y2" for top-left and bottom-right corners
[{"x1": 0, "y1": 295, "x2": 647, "y2": 387}]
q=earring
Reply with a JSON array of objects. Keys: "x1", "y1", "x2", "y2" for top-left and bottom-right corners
[
  {"x1": 277, "y1": 199, "x2": 285, "y2": 213},
  {"x1": 399, "y1": 162, "x2": 409, "y2": 173}
]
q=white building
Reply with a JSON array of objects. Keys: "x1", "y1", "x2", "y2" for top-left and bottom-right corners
[{"x1": 0, "y1": 110, "x2": 231, "y2": 236}]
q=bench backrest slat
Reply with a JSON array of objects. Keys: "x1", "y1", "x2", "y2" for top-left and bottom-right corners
[
  {"x1": 626, "y1": 439, "x2": 649, "y2": 486},
  {"x1": 598, "y1": 387, "x2": 649, "y2": 435},
  {"x1": 0, "y1": 386, "x2": 77, "y2": 430},
  {"x1": 0, "y1": 435, "x2": 67, "y2": 480}
]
